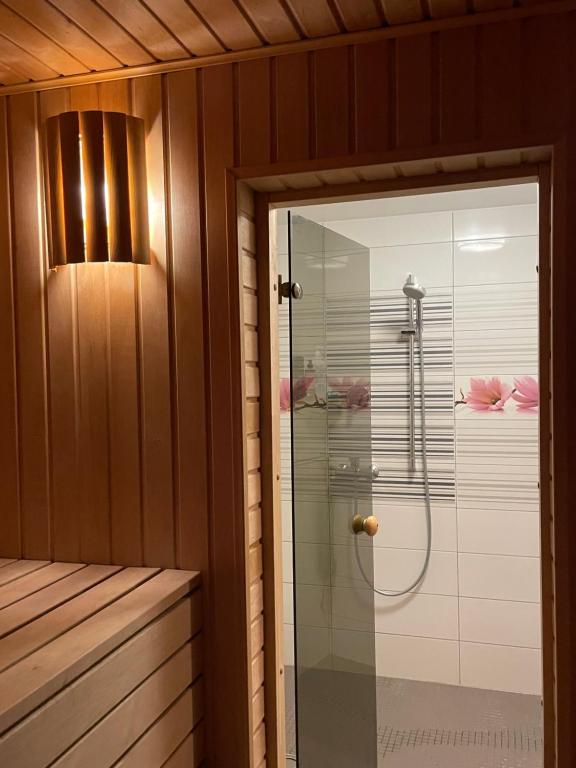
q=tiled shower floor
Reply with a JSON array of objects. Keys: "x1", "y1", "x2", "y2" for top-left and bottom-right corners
[{"x1": 285, "y1": 667, "x2": 543, "y2": 767}]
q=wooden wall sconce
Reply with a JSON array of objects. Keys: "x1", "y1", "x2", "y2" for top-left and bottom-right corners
[{"x1": 44, "y1": 110, "x2": 150, "y2": 267}]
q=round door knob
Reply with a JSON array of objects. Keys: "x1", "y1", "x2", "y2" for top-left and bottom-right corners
[
  {"x1": 291, "y1": 282, "x2": 304, "y2": 300},
  {"x1": 352, "y1": 514, "x2": 379, "y2": 537}
]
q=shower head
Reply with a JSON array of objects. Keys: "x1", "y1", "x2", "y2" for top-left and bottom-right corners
[{"x1": 403, "y1": 273, "x2": 426, "y2": 300}]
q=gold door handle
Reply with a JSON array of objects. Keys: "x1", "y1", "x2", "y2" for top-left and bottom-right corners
[{"x1": 352, "y1": 514, "x2": 379, "y2": 537}]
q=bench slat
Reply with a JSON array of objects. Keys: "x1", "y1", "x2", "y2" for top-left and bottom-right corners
[
  {"x1": 52, "y1": 643, "x2": 196, "y2": 768},
  {"x1": 0, "y1": 598, "x2": 198, "y2": 768},
  {"x1": 0, "y1": 567, "x2": 158, "y2": 675},
  {"x1": 0, "y1": 565, "x2": 122, "y2": 639},
  {"x1": 0, "y1": 561, "x2": 50, "y2": 587},
  {"x1": 0, "y1": 562, "x2": 86, "y2": 610},
  {"x1": 0, "y1": 569, "x2": 199, "y2": 732},
  {"x1": 161, "y1": 725, "x2": 205, "y2": 768},
  {"x1": 114, "y1": 683, "x2": 203, "y2": 768}
]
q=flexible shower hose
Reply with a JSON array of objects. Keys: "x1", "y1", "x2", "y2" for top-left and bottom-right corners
[{"x1": 355, "y1": 299, "x2": 432, "y2": 597}]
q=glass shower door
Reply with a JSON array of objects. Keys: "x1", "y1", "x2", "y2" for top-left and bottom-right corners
[{"x1": 288, "y1": 214, "x2": 377, "y2": 767}]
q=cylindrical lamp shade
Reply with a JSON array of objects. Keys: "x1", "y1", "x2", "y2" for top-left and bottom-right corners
[{"x1": 44, "y1": 110, "x2": 150, "y2": 266}]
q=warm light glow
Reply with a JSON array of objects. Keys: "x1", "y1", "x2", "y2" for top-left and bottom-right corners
[
  {"x1": 44, "y1": 110, "x2": 149, "y2": 266},
  {"x1": 457, "y1": 239, "x2": 505, "y2": 253}
]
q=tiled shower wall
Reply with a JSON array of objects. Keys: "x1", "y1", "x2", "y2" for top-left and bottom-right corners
[{"x1": 279, "y1": 192, "x2": 541, "y2": 696}]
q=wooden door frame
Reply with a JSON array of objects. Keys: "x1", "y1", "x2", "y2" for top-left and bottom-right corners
[{"x1": 228, "y1": 136, "x2": 569, "y2": 767}]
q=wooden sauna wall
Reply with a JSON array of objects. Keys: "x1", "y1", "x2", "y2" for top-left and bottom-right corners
[{"x1": 0, "y1": 11, "x2": 576, "y2": 766}]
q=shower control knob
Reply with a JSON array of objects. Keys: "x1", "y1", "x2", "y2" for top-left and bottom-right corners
[{"x1": 352, "y1": 514, "x2": 379, "y2": 537}]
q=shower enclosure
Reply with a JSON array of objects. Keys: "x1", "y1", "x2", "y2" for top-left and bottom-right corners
[
  {"x1": 283, "y1": 186, "x2": 543, "y2": 768},
  {"x1": 288, "y1": 214, "x2": 378, "y2": 766}
]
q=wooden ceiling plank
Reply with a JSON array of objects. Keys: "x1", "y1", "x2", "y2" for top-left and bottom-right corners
[
  {"x1": 48, "y1": 0, "x2": 154, "y2": 66},
  {"x1": 0, "y1": 2, "x2": 88, "y2": 75},
  {"x1": 0, "y1": 61, "x2": 28, "y2": 85},
  {"x1": 474, "y1": 0, "x2": 514, "y2": 8},
  {"x1": 332, "y1": 0, "x2": 383, "y2": 31},
  {"x1": 140, "y1": 0, "x2": 224, "y2": 56},
  {"x1": 282, "y1": 0, "x2": 341, "y2": 37},
  {"x1": 380, "y1": 0, "x2": 425, "y2": 24},
  {"x1": 236, "y1": 0, "x2": 302, "y2": 43},
  {"x1": 1, "y1": 0, "x2": 122, "y2": 71},
  {"x1": 0, "y1": 35, "x2": 57, "y2": 80},
  {"x1": 428, "y1": 0, "x2": 469, "y2": 16},
  {"x1": 94, "y1": 0, "x2": 189, "y2": 61},
  {"x1": 186, "y1": 0, "x2": 262, "y2": 50}
]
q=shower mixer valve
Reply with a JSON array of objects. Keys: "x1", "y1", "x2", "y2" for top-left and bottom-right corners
[{"x1": 333, "y1": 458, "x2": 380, "y2": 479}]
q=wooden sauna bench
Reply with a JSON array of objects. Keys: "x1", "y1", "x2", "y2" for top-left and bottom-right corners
[{"x1": 0, "y1": 558, "x2": 204, "y2": 768}]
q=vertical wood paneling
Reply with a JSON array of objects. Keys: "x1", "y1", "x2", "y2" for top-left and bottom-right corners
[
  {"x1": 313, "y1": 47, "x2": 350, "y2": 158},
  {"x1": 164, "y1": 68, "x2": 208, "y2": 572},
  {"x1": 39, "y1": 86, "x2": 81, "y2": 563},
  {"x1": 238, "y1": 59, "x2": 272, "y2": 167},
  {"x1": 70, "y1": 84, "x2": 111, "y2": 565},
  {"x1": 132, "y1": 75, "x2": 175, "y2": 568},
  {"x1": 438, "y1": 28, "x2": 477, "y2": 144},
  {"x1": 274, "y1": 53, "x2": 310, "y2": 163},
  {"x1": 522, "y1": 15, "x2": 570, "y2": 134},
  {"x1": 396, "y1": 34, "x2": 433, "y2": 147},
  {"x1": 354, "y1": 41, "x2": 392, "y2": 153},
  {"x1": 8, "y1": 92, "x2": 51, "y2": 559},
  {"x1": 0, "y1": 96, "x2": 19, "y2": 557},
  {"x1": 201, "y1": 63, "x2": 250, "y2": 768},
  {"x1": 478, "y1": 21, "x2": 523, "y2": 138},
  {"x1": 99, "y1": 80, "x2": 143, "y2": 566}
]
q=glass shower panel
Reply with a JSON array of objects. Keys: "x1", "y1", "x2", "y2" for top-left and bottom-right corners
[{"x1": 289, "y1": 214, "x2": 377, "y2": 767}]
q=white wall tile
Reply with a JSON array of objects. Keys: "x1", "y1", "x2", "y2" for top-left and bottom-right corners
[
  {"x1": 325, "y1": 211, "x2": 452, "y2": 248},
  {"x1": 459, "y1": 597, "x2": 541, "y2": 648},
  {"x1": 454, "y1": 235, "x2": 538, "y2": 286},
  {"x1": 370, "y1": 242, "x2": 452, "y2": 291},
  {"x1": 372, "y1": 549, "x2": 458, "y2": 596},
  {"x1": 332, "y1": 628, "x2": 376, "y2": 672},
  {"x1": 373, "y1": 504, "x2": 457, "y2": 552},
  {"x1": 458, "y1": 509, "x2": 540, "y2": 557},
  {"x1": 453, "y1": 204, "x2": 538, "y2": 241},
  {"x1": 293, "y1": 584, "x2": 332, "y2": 628},
  {"x1": 283, "y1": 541, "x2": 293, "y2": 583},
  {"x1": 283, "y1": 581, "x2": 294, "y2": 625},
  {"x1": 284, "y1": 623, "x2": 294, "y2": 666},
  {"x1": 296, "y1": 626, "x2": 332, "y2": 670},
  {"x1": 295, "y1": 542, "x2": 331, "y2": 586},
  {"x1": 460, "y1": 642, "x2": 542, "y2": 695},
  {"x1": 458, "y1": 553, "x2": 541, "y2": 602},
  {"x1": 373, "y1": 592, "x2": 458, "y2": 639},
  {"x1": 375, "y1": 634, "x2": 460, "y2": 684}
]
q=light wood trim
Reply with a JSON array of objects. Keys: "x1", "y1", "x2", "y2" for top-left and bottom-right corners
[
  {"x1": 254, "y1": 196, "x2": 285, "y2": 768},
  {"x1": 239, "y1": 180, "x2": 268, "y2": 766},
  {"x1": 0, "y1": 0, "x2": 574, "y2": 96},
  {"x1": 0, "y1": 598, "x2": 200, "y2": 768},
  {"x1": 0, "y1": 569, "x2": 199, "y2": 731}
]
